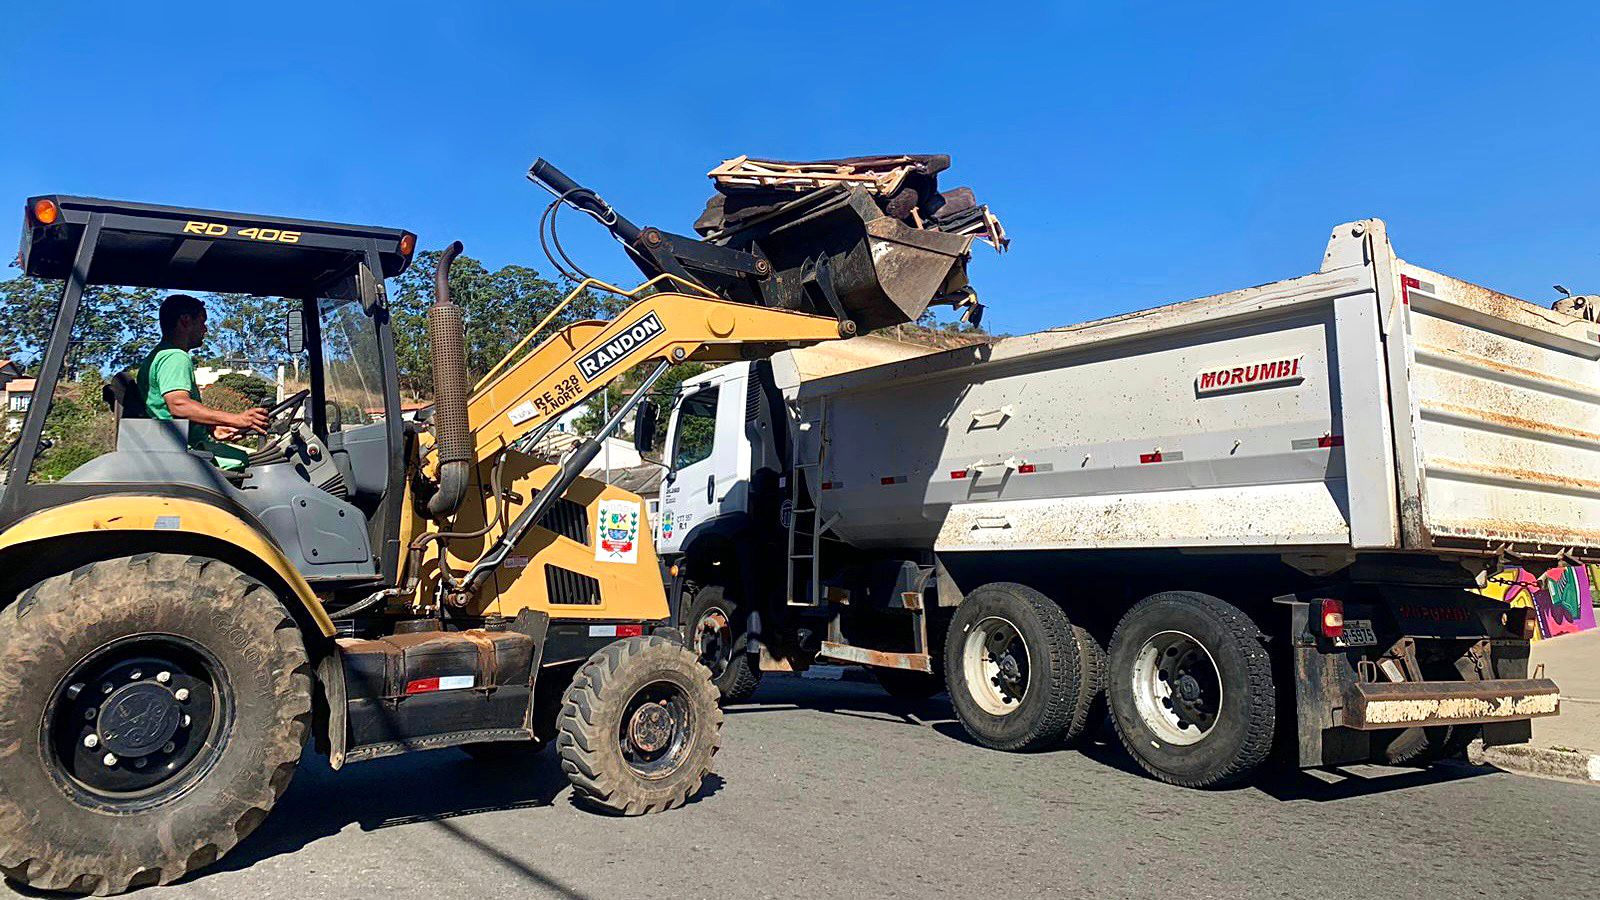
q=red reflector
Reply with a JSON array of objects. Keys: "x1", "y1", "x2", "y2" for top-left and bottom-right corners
[
  {"x1": 405, "y1": 677, "x2": 441, "y2": 695},
  {"x1": 1139, "y1": 452, "x2": 1163, "y2": 464},
  {"x1": 1017, "y1": 464, "x2": 1036, "y2": 474},
  {"x1": 950, "y1": 470, "x2": 968, "y2": 479},
  {"x1": 1318, "y1": 434, "x2": 1345, "y2": 448},
  {"x1": 881, "y1": 476, "x2": 896, "y2": 485},
  {"x1": 616, "y1": 624, "x2": 644, "y2": 638},
  {"x1": 1320, "y1": 598, "x2": 1345, "y2": 639},
  {"x1": 821, "y1": 482, "x2": 835, "y2": 490},
  {"x1": 1400, "y1": 274, "x2": 1419, "y2": 305}
]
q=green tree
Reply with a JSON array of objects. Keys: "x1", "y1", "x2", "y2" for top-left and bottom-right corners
[
  {"x1": 0, "y1": 276, "x2": 160, "y2": 376},
  {"x1": 213, "y1": 372, "x2": 276, "y2": 407},
  {"x1": 201, "y1": 293, "x2": 291, "y2": 369},
  {"x1": 389, "y1": 248, "x2": 627, "y2": 397}
]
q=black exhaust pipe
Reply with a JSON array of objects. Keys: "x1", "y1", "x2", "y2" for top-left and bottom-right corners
[{"x1": 427, "y1": 241, "x2": 472, "y2": 519}]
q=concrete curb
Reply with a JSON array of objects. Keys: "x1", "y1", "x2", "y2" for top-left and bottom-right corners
[{"x1": 1469, "y1": 740, "x2": 1600, "y2": 785}]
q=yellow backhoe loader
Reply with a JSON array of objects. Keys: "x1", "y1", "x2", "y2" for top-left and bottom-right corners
[{"x1": 0, "y1": 158, "x2": 983, "y2": 894}]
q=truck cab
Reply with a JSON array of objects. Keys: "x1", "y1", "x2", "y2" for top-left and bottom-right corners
[{"x1": 656, "y1": 362, "x2": 768, "y2": 557}]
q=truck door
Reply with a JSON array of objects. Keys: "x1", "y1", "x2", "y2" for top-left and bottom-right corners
[{"x1": 657, "y1": 370, "x2": 744, "y2": 554}]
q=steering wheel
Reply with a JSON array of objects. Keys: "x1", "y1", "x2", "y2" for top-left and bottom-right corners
[{"x1": 264, "y1": 389, "x2": 311, "y2": 435}]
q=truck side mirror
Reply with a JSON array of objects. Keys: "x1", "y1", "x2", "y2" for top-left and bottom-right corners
[
  {"x1": 286, "y1": 302, "x2": 305, "y2": 355},
  {"x1": 633, "y1": 400, "x2": 659, "y2": 454}
]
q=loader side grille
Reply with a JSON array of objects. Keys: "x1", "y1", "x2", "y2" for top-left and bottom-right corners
[
  {"x1": 529, "y1": 491, "x2": 589, "y2": 545},
  {"x1": 545, "y1": 565, "x2": 602, "y2": 606}
]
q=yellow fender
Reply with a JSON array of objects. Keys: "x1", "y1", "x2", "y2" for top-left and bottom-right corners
[{"x1": 0, "y1": 495, "x2": 336, "y2": 636}]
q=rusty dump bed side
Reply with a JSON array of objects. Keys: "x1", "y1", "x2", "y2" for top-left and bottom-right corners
[{"x1": 1391, "y1": 266, "x2": 1600, "y2": 557}]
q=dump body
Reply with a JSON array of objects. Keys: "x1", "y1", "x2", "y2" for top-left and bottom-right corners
[{"x1": 773, "y1": 220, "x2": 1600, "y2": 563}]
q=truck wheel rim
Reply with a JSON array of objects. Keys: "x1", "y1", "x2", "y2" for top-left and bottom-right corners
[
  {"x1": 620, "y1": 681, "x2": 693, "y2": 779},
  {"x1": 963, "y1": 616, "x2": 1030, "y2": 716},
  {"x1": 693, "y1": 607, "x2": 733, "y2": 679},
  {"x1": 1131, "y1": 631, "x2": 1221, "y2": 746},
  {"x1": 42, "y1": 634, "x2": 232, "y2": 808}
]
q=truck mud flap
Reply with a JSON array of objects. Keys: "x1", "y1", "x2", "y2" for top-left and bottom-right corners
[{"x1": 1342, "y1": 677, "x2": 1560, "y2": 729}]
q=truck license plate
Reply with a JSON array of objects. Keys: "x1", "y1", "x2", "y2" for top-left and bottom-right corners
[{"x1": 1336, "y1": 619, "x2": 1376, "y2": 647}]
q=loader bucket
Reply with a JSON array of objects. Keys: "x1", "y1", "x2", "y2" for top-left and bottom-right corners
[{"x1": 711, "y1": 187, "x2": 975, "y2": 332}]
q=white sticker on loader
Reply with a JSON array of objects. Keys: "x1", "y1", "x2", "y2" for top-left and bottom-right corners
[{"x1": 596, "y1": 498, "x2": 642, "y2": 564}]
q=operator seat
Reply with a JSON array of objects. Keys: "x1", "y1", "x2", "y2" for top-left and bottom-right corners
[{"x1": 102, "y1": 370, "x2": 245, "y2": 484}]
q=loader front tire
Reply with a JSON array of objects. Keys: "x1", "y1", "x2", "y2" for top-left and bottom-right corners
[
  {"x1": 0, "y1": 554, "x2": 312, "y2": 895},
  {"x1": 557, "y1": 635, "x2": 721, "y2": 815}
]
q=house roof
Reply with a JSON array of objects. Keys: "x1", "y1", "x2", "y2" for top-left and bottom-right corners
[{"x1": 6, "y1": 378, "x2": 36, "y2": 392}]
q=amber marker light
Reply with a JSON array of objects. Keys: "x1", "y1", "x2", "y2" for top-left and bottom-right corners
[
  {"x1": 399, "y1": 232, "x2": 417, "y2": 257},
  {"x1": 31, "y1": 198, "x2": 60, "y2": 225}
]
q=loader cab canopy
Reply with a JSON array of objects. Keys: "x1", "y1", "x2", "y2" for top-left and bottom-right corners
[
  {"x1": 20, "y1": 195, "x2": 415, "y2": 299},
  {"x1": 4, "y1": 195, "x2": 417, "y2": 586}
]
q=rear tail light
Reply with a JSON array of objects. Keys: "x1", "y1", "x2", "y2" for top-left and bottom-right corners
[{"x1": 1319, "y1": 598, "x2": 1345, "y2": 639}]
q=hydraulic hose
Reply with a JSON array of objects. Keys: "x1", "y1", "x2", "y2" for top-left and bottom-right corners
[{"x1": 426, "y1": 240, "x2": 472, "y2": 519}]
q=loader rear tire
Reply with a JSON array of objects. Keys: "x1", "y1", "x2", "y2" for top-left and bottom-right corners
[
  {"x1": 557, "y1": 635, "x2": 722, "y2": 815},
  {"x1": 0, "y1": 554, "x2": 312, "y2": 896},
  {"x1": 944, "y1": 583, "x2": 1083, "y2": 752},
  {"x1": 684, "y1": 585, "x2": 761, "y2": 703}
]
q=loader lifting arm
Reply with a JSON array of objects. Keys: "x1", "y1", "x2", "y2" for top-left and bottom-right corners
[
  {"x1": 429, "y1": 270, "x2": 851, "y2": 600},
  {"x1": 467, "y1": 277, "x2": 851, "y2": 457}
]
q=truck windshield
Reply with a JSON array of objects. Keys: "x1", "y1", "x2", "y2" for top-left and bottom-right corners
[{"x1": 671, "y1": 387, "x2": 717, "y2": 470}]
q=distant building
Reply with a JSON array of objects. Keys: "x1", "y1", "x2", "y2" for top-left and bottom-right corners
[
  {"x1": 4, "y1": 378, "x2": 35, "y2": 414},
  {"x1": 193, "y1": 365, "x2": 249, "y2": 389}
]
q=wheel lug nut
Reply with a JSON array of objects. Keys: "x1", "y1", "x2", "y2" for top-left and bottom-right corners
[
  {"x1": 157, "y1": 671, "x2": 172, "y2": 684},
  {"x1": 65, "y1": 683, "x2": 85, "y2": 701},
  {"x1": 182, "y1": 715, "x2": 192, "y2": 727},
  {"x1": 83, "y1": 734, "x2": 100, "y2": 749},
  {"x1": 134, "y1": 758, "x2": 148, "y2": 769},
  {"x1": 174, "y1": 688, "x2": 190, "y2": 702},
  {"x1": 130, "y1": 670, "x2": 142, "y2": 681},
  {"x1": 102, "y1": 753, "x2": 118, "y2": 767},
  {"x1": 83, "y1": 709, "x2": 97, "y2": 721},
  {"x1": 101, "y1": 683, "x2": 113, "y2": 695},
  {"x1": 162, "y1": 742, "x2": 176, "y2": 754}
]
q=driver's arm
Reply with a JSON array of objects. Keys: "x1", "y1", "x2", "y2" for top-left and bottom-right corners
[{"x1": 164, "y1": 391, "x2": 269, "y2": 433}]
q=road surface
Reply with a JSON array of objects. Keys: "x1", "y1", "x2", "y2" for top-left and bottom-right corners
[{"x1": 7, "y1": 675, "x2": 1597, "y2": 899}]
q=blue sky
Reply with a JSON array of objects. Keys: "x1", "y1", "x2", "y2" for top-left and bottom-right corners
[{"x1": 3, "y1": 2, "x2": 1597, "y2": 335}]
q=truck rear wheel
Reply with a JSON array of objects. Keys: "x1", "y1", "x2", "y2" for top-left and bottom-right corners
[
  {"x1": 0, "y1": 554, "x2": 311, "y2": 895},
  {"x1": 557, "y1": 635, "x2": 722, "y2": 815},
  {"x1": 1107, "y1": 591, "x2": 1275, "y2": 788},
  {"x1": 943, "y1": 583, "x2": 1083, "y2": 752},
  {"x1": 685, "y1": 585, "x2": 761, "y2": 702}
]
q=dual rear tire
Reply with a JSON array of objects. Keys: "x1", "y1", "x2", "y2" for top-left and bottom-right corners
[{"x1": 943, "y1": 585, "x2": 1275, "y2": 788}]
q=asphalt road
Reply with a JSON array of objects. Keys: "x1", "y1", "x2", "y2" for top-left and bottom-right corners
[{"x1": 7, "y1": 675, "x2": 1598, "y2": 900}]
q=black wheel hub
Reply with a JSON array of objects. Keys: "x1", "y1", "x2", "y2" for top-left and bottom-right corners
[
  {"x1": 619, "y1": 682, "x2": 692, "y2": 779},
  {"x1": 46, "y1": 637, "x2": 228, "y2": 803},
  {"x1": 99, "y1": 682, "x2": 184, "y2": 758},
  {"x1": 694, "y1": 608, "x2": 732, "y2": 678},
  {"x1": 627, "y1": 703, "x2": 674, "y2": 753}
]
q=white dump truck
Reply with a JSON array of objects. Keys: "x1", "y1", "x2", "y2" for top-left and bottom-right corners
[{"x1": 643, "y1": 219, "x2": 1593, "y2": 787}]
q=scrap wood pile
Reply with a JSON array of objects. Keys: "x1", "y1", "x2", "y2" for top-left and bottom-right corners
[
  {"x1": 686, "y1": 154, "x2": 1007, "y2": 332},
  {"x1": 695, "y1": 154, "x2": 1008, "y2": 253}
]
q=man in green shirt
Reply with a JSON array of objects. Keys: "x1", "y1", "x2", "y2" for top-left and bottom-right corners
[{"x1": 137, "y1": 294, "x2": 269, "y2": 473}]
